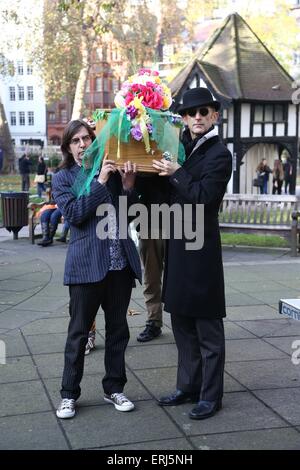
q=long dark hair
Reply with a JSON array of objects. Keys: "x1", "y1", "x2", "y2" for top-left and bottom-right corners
[{"x1": 60, "y1": 119, "x2": 96, "y2": 169}]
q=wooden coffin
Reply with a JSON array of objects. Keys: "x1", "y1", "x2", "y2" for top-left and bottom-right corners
[{"x1": 95, "y1": 111, "x2": 179, "y2": 173}]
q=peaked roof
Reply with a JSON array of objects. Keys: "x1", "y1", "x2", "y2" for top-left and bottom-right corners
[{"x1": 170, "y1": 13, "x2": 294, "y2": 102}]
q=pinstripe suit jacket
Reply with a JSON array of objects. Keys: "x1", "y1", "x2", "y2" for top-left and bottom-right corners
[{"x1": 52, "y1": 164, "x2": 142, "y2": 285}]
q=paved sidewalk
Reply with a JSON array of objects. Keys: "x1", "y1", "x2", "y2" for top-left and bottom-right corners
[{"x1": 0, "y1": 229, "x2": 300, "y2": 450}]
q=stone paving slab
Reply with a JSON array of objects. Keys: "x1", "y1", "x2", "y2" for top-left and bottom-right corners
[
  {"x1": 134, "y1": 367, "x2": 246, "y2": 399},
  {"x1": 225, "y1": 338, "x2": 287, "y2": 362},
  {"x1": 228, "y1": 280, "x2": 287, "y2": 293},
  {"x1": 165, "y1": 392, "x2": 287, "y2": 436},
  {"x1": 25, "y1": 332, "x2": 67, "y2": 355},
  {"x1": 0, "y1": 356, "x2": 38, "y2": 383},
  {"x1": 224, "y1": 322, "x2": 256, "y2": 339},
  {"x1": 125, "y1": 343, "x2": 178, "y2": 370},
  {"x1": 99, "y1": 437, "x2": 194, "y2": 450},
  {"x1": 0, "y1": 380, "x2": 52, "y2": 417},
  {"x1": 236, "y1": 319, "x2": 300, "y2": 338},
  {"x1": 226, "y1": 305, "x2": 279, "y2": 321},
  {"x1": 253, "y1": 388, "x2": 300, "y2": 425},
  {"x1": 0, "y1": 279, "x2": 45, "y2": 292},
  {"x1": 248, "y1": 290, "x2": 300, "y2": 305},
  {"x1": 0, "y1": 331, "x2": 29, "y2": 357},
  {"x1": 264, "y1": 336, "x2": 299, "y2": 355},
  {"x1": 277, "y1": 279, "x2": 300, "y2": 290},
  {"x1": 0, "y1": 308, "x2": 55, "y2": 330},
  {"x1": 223, "y1": 268, "x2": 268, "y2": 282},
  {"x1": 225, "y1": 358, "x2": 300, "y2": 390},
  {"x1": 0, "y1": 412, "x2": 69, "y2": 450},
  {"x1": 0, "y1": 289, "x2": 43, "y2": 306},
  {"x1": 225, "y1": 293, "x2": 264, "y2": 306},
  {"x1": 16, "y1": 296, "x2": 69, "y2": 312},
  {"x1": 32, "y1": 349, "x2": 107, "y2": 379},
  {"x1": 21, "y1": 317, "x2": 70, "y2": 335},
  {"x1": 59, "y1": 400, "x2": 183, "y2": 449},
  {"x1": 190, "y1": 427, "x2": 300, "y2": 450}
]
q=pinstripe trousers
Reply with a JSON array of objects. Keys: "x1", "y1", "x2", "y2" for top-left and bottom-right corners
[
  {"x1": 171, "y1": 314, "x2": 225, "y2": 402},
  {"x1": 61, "y1": 267, "x2": 134, "y2": 400}
]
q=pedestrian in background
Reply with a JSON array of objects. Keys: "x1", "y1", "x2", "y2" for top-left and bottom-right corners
[
  {"x1": 19, "y1": 154, "x2": 31, "y2": 191},
  {"x1": 36, "y1": 156, "x2": 48, "y2": 198},
  {"x1": 283, "y1": 156, "x2": 293, "y2": 194},
  {"x1": 256, "y1": 158, "x2": 272, "y2": 194},
  {"x1": 272, "y1": 159, "x2": 284, "y2": 195}
]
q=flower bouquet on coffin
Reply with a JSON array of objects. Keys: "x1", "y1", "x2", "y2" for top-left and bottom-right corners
[
  {"x1": 73, "y1": 68, "x2": 185, "y2": 197},
  {"x1": 94, "y1": 69, "x2": 184, "y2": 172}
]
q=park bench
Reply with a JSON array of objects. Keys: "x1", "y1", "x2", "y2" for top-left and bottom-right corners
[{"x1": 218, "y1": 194, "x2": 300, "y2": 256}]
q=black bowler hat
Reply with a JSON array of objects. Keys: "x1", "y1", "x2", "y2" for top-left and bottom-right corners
[{"x1": 178, "y1": 87, "x2": 220, "y2": 114}]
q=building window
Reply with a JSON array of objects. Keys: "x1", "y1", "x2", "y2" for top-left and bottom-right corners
[
  {"x1": 48, "y1": 112, "x2": 55, "y2": 122},
  {"x1": 27, "y1": 86, "x2": 33, "y2": 100},
  {"x1": 8, "y1": 61, "x2": 15, "y2": 76},
  {"x1": 103, "y1": 77, "x2": 109, "y2": 92},
  {"x1": 18, "y1": 86, "x2": 24, "y2": 101},
  {"x1": 253, "y1": 104, "x2": 285, "y2": 123},
  {"x1": 10, "y1": 112, "x2": 16, "y2": 126},
  {"x1": 254, "y1": 105, "x2": 263, "y2": 122},
  {"x1": 95, "y1": 77, "x2": 103, "y2": 92},
  {"x1": 85, "y1": 80, "x2": 90, "y2": 92},
  {"x1": 19, "y1": 111, "x2": 25, "y2": 126},
  {"x1": 9, "y1": 86, "x2": 15, "y2": 101},
  {"x1": 27, "y1": 64, "x2": 33, "y2": 74},
  {"x1": 17, "y1": 60, "x2": 24, "y2": 75},
  {"x1": 28, "y1": 111, "x2": 34, "y2": 125},
  {"x1": 61, "y1": 109, "x2": 68, "y2": 123}
]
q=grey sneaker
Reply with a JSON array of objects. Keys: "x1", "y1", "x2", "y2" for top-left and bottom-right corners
[
  {"x1": 85, "y1": 330, "x2": 96, "y2": 355},
  {"x1": 104, "y1": 392, "x2": 135, "y2": 412},
  {"x1": 56, "y1": 398, "x2": 76, "y2": 419}
]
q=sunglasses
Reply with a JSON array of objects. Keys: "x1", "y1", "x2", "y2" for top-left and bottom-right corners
[
  {"x1": 186, "y1": 107, "x2": 210, "y2": 117},
  {"x1": 70, "y1": 134, "x2": 92, "y2": 145}
]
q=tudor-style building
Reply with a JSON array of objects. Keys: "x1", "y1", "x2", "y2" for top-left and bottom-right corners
[{"x1": 170, "y1": 13, "x2": 300, "y2": 194}]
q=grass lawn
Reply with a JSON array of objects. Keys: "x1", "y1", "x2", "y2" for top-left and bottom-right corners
[{"x1": 221, "y1": 232, "x2": 289, "y2": 248}]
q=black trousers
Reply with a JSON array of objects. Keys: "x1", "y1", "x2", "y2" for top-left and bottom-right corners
[
  {"x1": 171, "y1": 314, "x2": 225, "y2": 402},
  {"x1": 61, "y1": 267, "x2": 133, "y2": 400}
]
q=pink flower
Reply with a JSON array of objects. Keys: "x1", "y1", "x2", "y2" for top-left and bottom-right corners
[{"x1": 138, "y1": 68, "x2": 152, "y2": 75}]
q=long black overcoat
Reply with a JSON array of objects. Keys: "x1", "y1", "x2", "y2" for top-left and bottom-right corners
[{"x1": 162, "y1": 135, "x2": 232, "y2": 319}]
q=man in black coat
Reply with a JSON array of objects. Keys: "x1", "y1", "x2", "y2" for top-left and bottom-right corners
[
  {"x1": 19, "y1": 153, "x2": 31, "y2": 191},
  {"x1": 153, "y1": 87, "x2": 232, "y2": 420}
]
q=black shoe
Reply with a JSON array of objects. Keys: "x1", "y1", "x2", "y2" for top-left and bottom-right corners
[
  {"x1": 137, "y1": 321, "x2": 162, "y2": 342},
  {"x1": 189, "y1": 400, "x2": 222, "y2": 420},
  {"x1": 158, "y1": 390, "x2": 199, "y2": 406}
]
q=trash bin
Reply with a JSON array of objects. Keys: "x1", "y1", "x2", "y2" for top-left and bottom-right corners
[{"x1": 0, "y1": 191, "x2": 29, "y2": 240}]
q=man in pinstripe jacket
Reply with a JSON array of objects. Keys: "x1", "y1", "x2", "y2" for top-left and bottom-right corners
[{"x1": 52, "y1": 119, "x2": 142, "y2": 419}]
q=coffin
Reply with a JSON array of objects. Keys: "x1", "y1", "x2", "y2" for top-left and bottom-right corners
[{"x1": 95, "y1": 111, "x2": 179, "y2": 173}]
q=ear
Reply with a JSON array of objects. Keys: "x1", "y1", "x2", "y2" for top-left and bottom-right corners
[{"x1": 212, "y1": 110, "x2": 219, "y2": 123}]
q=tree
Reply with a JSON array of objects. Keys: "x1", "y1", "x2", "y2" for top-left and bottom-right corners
[
  {"x1": 0, "y1": 94, "x2": 15, "y2": 174},
  {"x1": 241, "y1": 0, "x2": 299, "y2": 71}
]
